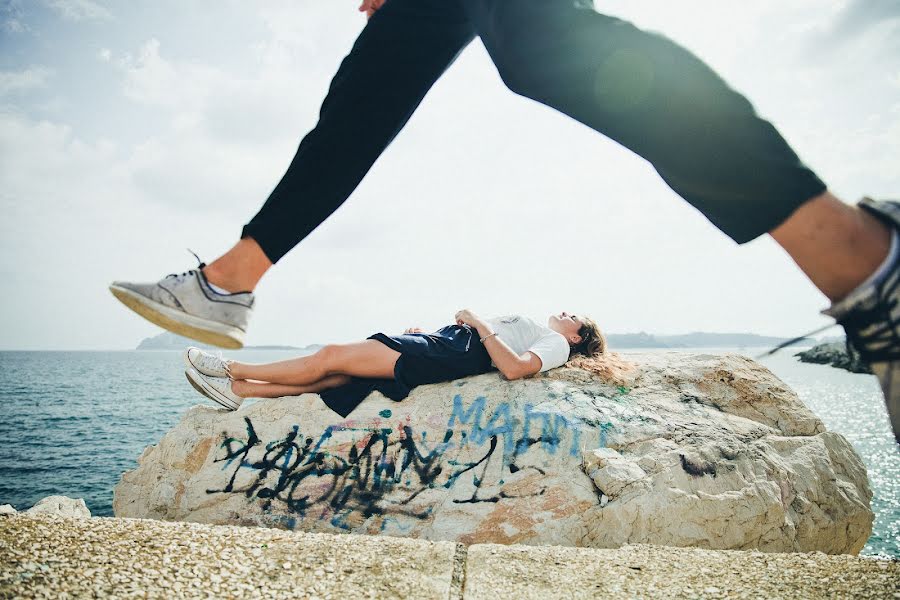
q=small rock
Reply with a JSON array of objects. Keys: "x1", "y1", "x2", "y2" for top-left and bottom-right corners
[
  {"x1": 0, "y1": 503, "x2": 16, "y2": 515},
  {"x1": 25, "y1": 495, "x2": 91, "y2": 518}
]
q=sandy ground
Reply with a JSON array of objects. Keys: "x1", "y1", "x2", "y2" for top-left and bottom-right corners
[{"x1": 1, "y1": 515, "x2": 897, "y2": 599}]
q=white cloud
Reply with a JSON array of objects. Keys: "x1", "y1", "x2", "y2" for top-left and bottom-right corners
[
  {"x1": 1, "y1": 0, "x2": 26, "y2": 32},
  {"x1": 2, "y1": 17, "x2": 24, "y2": 32},
  {"x1": 0, "y1": 66, "x2": 53, "y2": 95},
  {"x1": 47, "y1": 0, "x2": 111, "y2": 22}
]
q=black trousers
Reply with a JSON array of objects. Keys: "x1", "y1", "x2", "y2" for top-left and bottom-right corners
[{"x1": 242, "y1": 0, "x2": 827, "y2": 263}]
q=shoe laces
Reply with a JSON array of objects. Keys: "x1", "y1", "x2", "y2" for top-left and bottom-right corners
[
  {"x1": 198, "y1": 348, "x2": 233, "y2": 379},
  {"x1": 165, "y1": 249, "x2": 207, "y2": 283},
  {"x1": 214, "y1": 350, "x2": 235, "y2": 380},
  {"x1": 755, "y1": 275, "x2": 900, "y2": 363},
  {"x1": 833, "y1": 277, "x2": 900, "y2": 363},
  {"x1": 754, "y1": 323, "x2": 840, "y2": 360}
]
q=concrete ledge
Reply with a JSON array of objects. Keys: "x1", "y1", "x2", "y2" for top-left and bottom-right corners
[{"x1": 2, "y1": 515, "x2": 897, "y2": 599}]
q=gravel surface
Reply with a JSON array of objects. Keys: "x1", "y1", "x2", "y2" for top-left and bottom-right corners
[
  {"x1": 466, "y1": 543, "x2": 899, "y2": 599},
  {"x1": 0, "y1": 515, "x2": 456, "y2": 599},
  {"x1": 1, "y1": 515, "x2": 897, "y2": 599}
]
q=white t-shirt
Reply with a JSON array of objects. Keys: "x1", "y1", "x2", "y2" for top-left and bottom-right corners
[{"x1": 483, "y1": 314, "x2": 571, "y2": 372}]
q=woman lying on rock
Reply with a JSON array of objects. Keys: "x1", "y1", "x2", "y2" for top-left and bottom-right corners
[{"x1": 183, "y1": 309, "x2": 607, "y2": 417}]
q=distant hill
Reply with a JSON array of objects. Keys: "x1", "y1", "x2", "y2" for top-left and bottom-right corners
[
  {"x1": 136, "y1": 332, "x2": 320, "y2": 353},
  {"x1": 606, "y1": 332, "x2": 821, "y2": 349}
]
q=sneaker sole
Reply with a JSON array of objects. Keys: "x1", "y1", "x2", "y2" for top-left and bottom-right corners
[
  {"x1": 184, "y1": 368, "x2": 240, "y2": 411},
  {"x1": 109, "y1": 284, "x2": 245, "y2": 349}
]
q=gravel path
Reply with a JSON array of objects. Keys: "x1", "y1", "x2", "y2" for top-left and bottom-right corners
[{"x1": 1, "y1": 515, "x2": 897, "y2": 599}]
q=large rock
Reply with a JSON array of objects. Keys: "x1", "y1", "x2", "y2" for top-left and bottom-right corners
[{"x1": 114, "y1": 353, "x2": 873, "y2": 554}]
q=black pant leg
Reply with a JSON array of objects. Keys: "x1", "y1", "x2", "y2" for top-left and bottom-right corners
[
  {"x1": 462, "y1": 0, "x2": 826, "y2": 244},
  {"x1": 243, "y1": 1, "x2": 475, "y2": 263}
]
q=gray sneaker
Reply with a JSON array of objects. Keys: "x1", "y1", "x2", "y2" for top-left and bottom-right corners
[
  {"x1": 822, "y1": 197, "x2": 900, "y2": 443},
  {"x1": 109, "y1": 253, "x2": 254, "y2": 349}
]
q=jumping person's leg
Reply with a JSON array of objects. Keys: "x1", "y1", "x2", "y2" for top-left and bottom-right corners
[
  {"x1": 111, "y1": 0, "x2": 475, "y2": 346},
  {"x1": 234, "y1": 0, "x2": 476, "y2": 269},
  {"x1": 229, "y1": 340, "x2": 402, "y2": 385},
  {"x1": 463, "y1": 1, "x2": 830, "y2": 248},
  {"x1": 463, "y1": 1, "x2": 891, "y2": 302},
  {"x1": 770, "y1": 192, "x2": 891, "y2": 302},
  {"x1": 461, "y1": 0, "x2": 900, "y2": 440}
]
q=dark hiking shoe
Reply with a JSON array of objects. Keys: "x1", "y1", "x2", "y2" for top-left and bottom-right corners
[
  {"x1": 109, "y1": 251, "x2": 254, "y2": 349},
  {"x1": 822, "y1": 197, "x2": 900, "y2": 443}
]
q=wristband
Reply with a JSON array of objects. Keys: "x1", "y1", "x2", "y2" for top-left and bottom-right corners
[{"x1": 480, "y1": 332, "x2": 498, "y2": 343}]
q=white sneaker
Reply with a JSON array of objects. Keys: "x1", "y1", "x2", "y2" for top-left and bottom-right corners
[
  {"x1": 183, "y1": 346, "x2": 232, "y2": 379},
  {"x1": 185, "y1": 367, "x2": 243, "y2": 411}
]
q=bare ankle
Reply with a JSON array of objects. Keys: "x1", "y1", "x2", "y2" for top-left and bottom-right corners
[
  {"x1": 230, "y1": 379, "x2": 249, "y2": 398},
  {"x1": 227, "y1": 361, "x2": 246, "y2": 380},
  {"x1": 202, "y1": 237, "x2": 272, "y2": 293}
]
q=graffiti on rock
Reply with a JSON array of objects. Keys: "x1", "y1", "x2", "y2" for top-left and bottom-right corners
[{"x1": 207, "y1": 394, "x2": 606, "y2": 529}]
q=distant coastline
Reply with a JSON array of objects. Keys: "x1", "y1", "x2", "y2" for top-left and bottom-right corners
[
  {"x1": 135, "y1": 331, "x2": 843, "y2": 351},
  {"x1": 136, "y1": 332, "x2": 321, "y2": 353}
]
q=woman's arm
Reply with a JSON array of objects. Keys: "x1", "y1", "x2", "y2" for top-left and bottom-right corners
[{"x1": 454, "y1": 309, "x2": 542, "y2": 380}]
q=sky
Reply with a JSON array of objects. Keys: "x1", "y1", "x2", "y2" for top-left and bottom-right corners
[{"x1": 1, "y1": 0, "x2": 899, "y2": 350}]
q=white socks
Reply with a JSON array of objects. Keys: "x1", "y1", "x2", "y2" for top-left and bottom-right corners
[{"x1": 207, "y1": 281, "x2": 232, "y2": 295}]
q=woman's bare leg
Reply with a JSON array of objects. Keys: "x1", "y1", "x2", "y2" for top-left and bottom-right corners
[
  {"x1": 231, "y1": 374, "x2": 353, "y2": 398},
  {"x1": 228, "y1": 340, "x2": 401, "y2": 385}
]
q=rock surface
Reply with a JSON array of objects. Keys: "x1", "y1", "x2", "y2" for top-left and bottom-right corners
[
  {"x1": 795, "y1": 342, "x2": 872, "y2": 374},
  {"x1": 0, "y1": 505, "x2": 15, "y2": 516},
  {"x1": 25, "y1": 496, "x2": 90, "y2": 518},
  {"x1": 3, "y1": 515, "x2": 897, "y2": 599},
  {"x1": 114, "y1": 353, "x2": 874, "y2": 554}
]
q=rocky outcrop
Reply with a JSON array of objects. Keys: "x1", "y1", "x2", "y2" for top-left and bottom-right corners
[
  {"x1": 25, "y1": 496, "x2": 90, "y2": 518},
  {"x1": 114, "y1": 353, "x2": 873, "y2": 554},
  {"x1": 795, "y1": 342, "x2": 872, "y2": 374}
]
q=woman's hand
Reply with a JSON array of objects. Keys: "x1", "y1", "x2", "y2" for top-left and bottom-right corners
[
  {"x1": 403, "y1": 327, "x2": 424, "y2": 334},
  {"x1": 454, "y1": 309, "x2": 483, "y2": 328},
  {"x1": 358, "y1": 0, "x2": 386, "y2": 19}
]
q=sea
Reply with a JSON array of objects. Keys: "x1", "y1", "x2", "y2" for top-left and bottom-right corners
[{"x1": 0, "y1": 347, "x2": 897, "y2": 559}]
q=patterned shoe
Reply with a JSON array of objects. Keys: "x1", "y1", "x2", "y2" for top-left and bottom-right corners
[
  {"x1": 822, "y1": 197, "x2": 900, "y2": 443},
  {"x1": 109, "y1": 251, "x2": 254, "y2": 349},
  {"x1": 184, "y1": 367, "x2": 243, "y2": 411},
  {"x1": 183, "y1": 346, "x2": 233, "y2": 379}
]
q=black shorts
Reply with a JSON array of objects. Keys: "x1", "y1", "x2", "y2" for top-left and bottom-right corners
[{"x1": 319, "y1": 324, "x2": 494, "y2": 417}]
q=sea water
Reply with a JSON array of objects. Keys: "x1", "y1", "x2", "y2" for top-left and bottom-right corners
[{"x1": 0, "y1": 348, "x2": 896, "y2": 558}]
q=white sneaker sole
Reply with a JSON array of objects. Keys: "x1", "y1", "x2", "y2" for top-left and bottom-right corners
[
  {"x1": 110, "y1": 284, "x2": 245, "y2": 349},
  {"x1": 184, "y1": 368, "x2": 241, "y2": 411}
]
